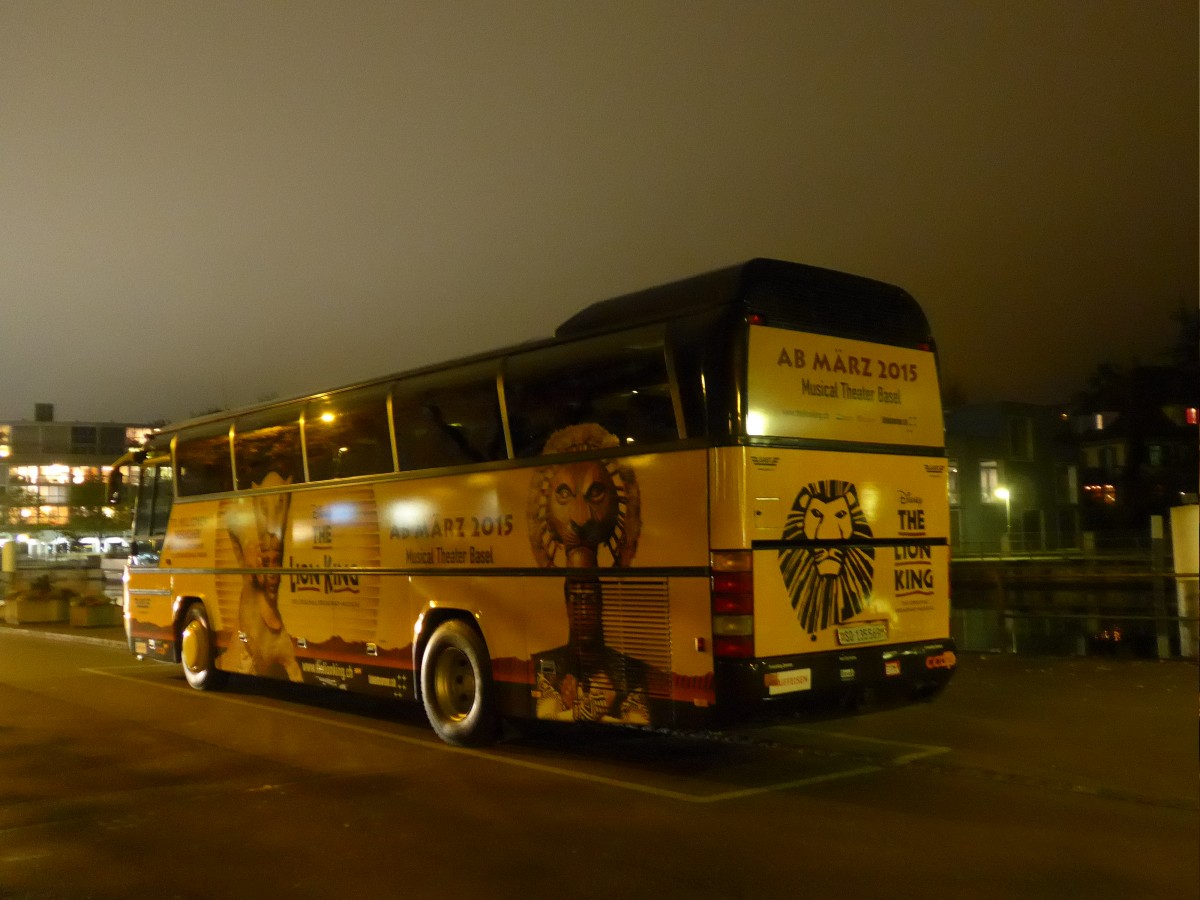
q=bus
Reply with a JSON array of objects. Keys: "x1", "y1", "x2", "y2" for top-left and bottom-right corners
[{"x1": 118, "y1": 258, "x2": 956, "y2": 746}]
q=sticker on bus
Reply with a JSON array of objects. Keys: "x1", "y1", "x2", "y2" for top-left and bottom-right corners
[{"x1": 764, "y1": 668, "x2": 812, "y2": 695}]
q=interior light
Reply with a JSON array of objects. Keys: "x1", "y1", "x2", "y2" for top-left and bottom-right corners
[
  {"x1": 745, "y1": 411, "x2": 767, "y2": 436},
  {"x1": 320, "y1": 412, "x2": 335, "y2": 424}
]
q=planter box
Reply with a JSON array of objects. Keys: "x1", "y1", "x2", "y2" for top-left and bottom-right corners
[
  {"x1": 70, "y1": 604, "x2": 123, "y2": 628},
  {"x1": 4, "y1": 598, "x2": 70, "y2": 625}
]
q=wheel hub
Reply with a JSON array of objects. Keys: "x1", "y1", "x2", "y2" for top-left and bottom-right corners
[
  {"x1": 432, "y1": 647, "x2": 476, "y2": 721},
  {"x1": 181, "y1": 619, "x2": 207, "y2": 673}
]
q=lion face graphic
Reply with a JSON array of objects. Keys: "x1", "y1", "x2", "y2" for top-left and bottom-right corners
[
  {"x1": 546, "y1": 459, "x2": 619, "y2": 567},
  {"x1": 528, "y1": 424, "x2": 640, "y2": 568},
  {"x1": 799, "y1": 493, "x2": 855, "y2": 577},
  {"x1": 779, "y1": 480, "x2": 875, "y2": 636}
]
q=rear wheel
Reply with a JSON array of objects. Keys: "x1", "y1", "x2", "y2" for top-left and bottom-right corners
[
  {"x1": 421, "y1": 619, "x2": 497, "y2": 746},
  {"x1": 180, "y1": 602, "x2": 228, "y2": 691},
  {"x1": 912, "y1": 680, "x2": 947, "y2": 702}
]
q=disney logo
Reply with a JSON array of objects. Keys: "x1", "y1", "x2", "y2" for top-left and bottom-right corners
[{"x1": 897, "y1": 490, "x2": 923, "y2": 505}]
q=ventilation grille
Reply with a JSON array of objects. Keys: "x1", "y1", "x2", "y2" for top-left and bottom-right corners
[{"x1": 599, "y1": 577, "x2": 672, "y2": 699}]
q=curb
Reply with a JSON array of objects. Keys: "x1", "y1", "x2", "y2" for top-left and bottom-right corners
[{"x1": 0, "y1": 625, "x2": 126, "y2": 650}]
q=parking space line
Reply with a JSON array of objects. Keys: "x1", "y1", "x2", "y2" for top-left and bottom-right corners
[
  {"x1": 81, "y1": 665, "x2": 888, "y2": 803},
  {"x1": 775, "y1": 726, "x2": 951, "y2": 765}
]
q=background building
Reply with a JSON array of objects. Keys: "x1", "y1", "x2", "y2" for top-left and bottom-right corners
[
  {"x1": 945, "y1": 402, "x2": 1080, "y2": 554},
  {"x1": 946, "y1": 383, "x2": 1198, "y2": 555},
  {"x1": 0, "y1": 403, "x2": 151, "y2": 556},
  {"x1": 1068, "y1": 366, "x2": 1199, "y2": 536}
]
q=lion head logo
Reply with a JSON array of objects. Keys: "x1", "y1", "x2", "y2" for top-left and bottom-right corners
[
  {"x1": 778, "y1": 480, "x2": 875, "y2": 636},
  {"x1": 527, "y1": 424, "x2": 641, "y2": 567}
]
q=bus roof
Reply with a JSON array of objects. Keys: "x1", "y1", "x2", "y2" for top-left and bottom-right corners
[
  {"x1": 140, "y1": 258, "x2": 933, "y2": 440},
  {"x1": 556, "y1": 258, "x2": 933, "y2": 347}
]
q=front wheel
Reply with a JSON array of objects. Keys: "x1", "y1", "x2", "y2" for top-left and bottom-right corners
[
  {"x1": 180, "y1": 602, "x2": 228, "y2": 691},
  {"x1": 420, "y1": 619, "x2": 498, "y2": 746}
]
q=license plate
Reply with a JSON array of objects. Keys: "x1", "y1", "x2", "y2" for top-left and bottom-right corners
[{"x1": 836, "y1": 622, "x2": 888, "y2": 646}]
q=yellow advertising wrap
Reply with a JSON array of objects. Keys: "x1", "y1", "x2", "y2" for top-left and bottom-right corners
[
  {"x1": 711, "y1": 447, "x2": 951, "y2": 657},
  {"x1": 747, "y1": 325, "x2": 943, "y2": 448},
  {"x1": 139, "y1": 443, "x2": 717, "y2": 717}
]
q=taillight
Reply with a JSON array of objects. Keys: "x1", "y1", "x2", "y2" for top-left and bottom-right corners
[{"x1": 711, "y1": 550, "x2": 754, "y2": 658}]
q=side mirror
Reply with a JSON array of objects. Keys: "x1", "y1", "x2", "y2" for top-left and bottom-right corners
[
  {"x1": 106, "y1": 468, "x2": 124, "y2": 505},
  {"x1": 107, "y1": 448, "x2": 146, "y2": 504}
]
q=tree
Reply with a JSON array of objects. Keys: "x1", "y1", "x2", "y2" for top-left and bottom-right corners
[
  {"x1": 1070, "y1": 305, "x2": 1200, "y2": 531},
  {"x1": 60, "y1": 473, "x2": 134, "y2": 549},
  {"x1": 0, "y1": 484, "x2": 45, "y2": 535}
]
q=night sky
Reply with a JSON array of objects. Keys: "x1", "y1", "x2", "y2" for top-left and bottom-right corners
[{"x1": 1, "y1": 1, "x2": 1195, "y2": 426}]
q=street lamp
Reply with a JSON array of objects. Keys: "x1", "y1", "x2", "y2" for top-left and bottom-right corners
[{"x1": 994, "y1": 486, "x2": 1011, "y2": 535}]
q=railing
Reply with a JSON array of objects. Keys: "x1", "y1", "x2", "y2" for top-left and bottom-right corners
[
  {"x1": 951, "y1": 564, "x2": 1199, "y2": 661},
  {"x1": 951, "y1": 531, "x2": 1158, "y2": 561}
]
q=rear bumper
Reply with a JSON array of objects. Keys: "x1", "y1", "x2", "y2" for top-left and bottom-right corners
[{"x1": 712, "y1": 638, "x2": 957, "y2": 723}]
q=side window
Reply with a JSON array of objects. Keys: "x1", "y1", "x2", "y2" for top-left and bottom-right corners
[
  {"x1": 133, "y1": 461, "x2": 174, "y2": 538},
  {"x1": 392, "y1": 365, "x2": 505, "y2": 470},
  {"x1": 233, "y1": 404, "x2": 304, "y2": 489},
  {"x1": 150, "y1": 465, "x2": 174, "y2": 536},
  {"x1": 504, "y1": 330, "x2": 677, "y2": 457},
  {"x1": 303, "y1": 386, "x2": 394, "y2": 481},
  {"x1": 176, "y1": 425, "x2": 234, "y2": 496}
]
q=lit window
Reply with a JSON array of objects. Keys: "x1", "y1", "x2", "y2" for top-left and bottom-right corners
[
  {"x1": 980, "y1": 460, "x2": 999, "y2": 501},
  {"x1": 1083, "y1": 483, "x2": 1117, "y2": 505},
  {"x1": 1188, "y1": 408, "x2": 1198, "y2": 426},
  {"x1": 948, "y1": 460, "x2": 960, "y2": 506}
]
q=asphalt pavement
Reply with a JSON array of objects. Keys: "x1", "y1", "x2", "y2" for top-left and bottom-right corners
[
  {"x1": 3, "y1": 613, "x2": 1197, "y2": 850},
  {"x1": 3, "y1": 616, "x2": 1194, "y2": 736}
]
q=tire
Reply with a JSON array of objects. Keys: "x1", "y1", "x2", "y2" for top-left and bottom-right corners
[
  {"x1": 420, "y1": 619, "x2": 498, "y2": 747},
  {"x1": 912, "y1": 680, "x2": 947, "y2": 703},
  {"x1": 179, "y1": 602, "x2": 228, "y2": 691}
]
